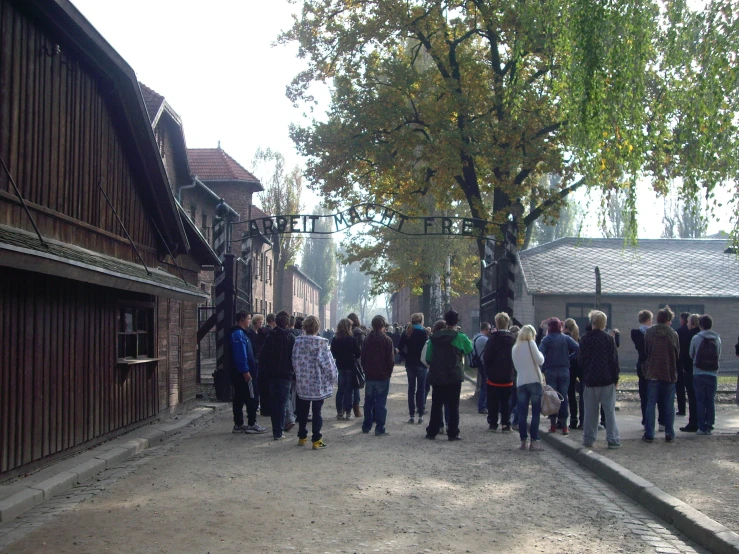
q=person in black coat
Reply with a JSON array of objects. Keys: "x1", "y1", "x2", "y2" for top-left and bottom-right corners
[
  {"x1": 398, "y1": 313, "x2": 430, "y2": 424},
  {"x1": 482, "y1": 313, "x2": 516, "y2": 432},
  {"x1": 330, "y1": 318, "x2": 361, "y2": 419},
  {"x1": 347, "y1": 313, "x2": 365, "y2": 417},
  {"x1": 258, "y1": 311, "x2": 296, "y2": 440},
  {"x1": 678, "y1": 313, "x2": 701, "y2": 432}
]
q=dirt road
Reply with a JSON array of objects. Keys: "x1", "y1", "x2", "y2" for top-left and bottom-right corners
[{"x1": 6, "y1": 371, "x2": 701, "y2": 553}]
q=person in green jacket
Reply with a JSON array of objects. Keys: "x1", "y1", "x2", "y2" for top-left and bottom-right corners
[{"x1": 424, "y1": 309, "x2": 473, "y2": 441}]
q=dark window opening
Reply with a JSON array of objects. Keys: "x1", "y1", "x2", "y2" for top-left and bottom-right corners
[
  {"x1": 566, "y1": 303, "x2": 612, "y2": 333},
  {"x1": 117, "y1": 306, "x2": 153, "y2": 360},
  {"x1": 659, "y1": 303, "x2": 705, "y2": 330}
]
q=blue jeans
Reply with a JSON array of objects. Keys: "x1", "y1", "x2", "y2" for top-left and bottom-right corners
[
  {"x1": 645, "y1": 380, "x2": 675, "y2": 438},
  {"x1": 406, "y1": 365, "x2": 428, "y2": 417},
  {"x1": 693, "y1": 374, "x2": 717, "y2": 432},
  {"x1": 363, "y1": 379, "x2": 390, "y2": 434},
  {"x1": 336, "y1": 370, "x2": 354, "y2": 414},
  {"x1": 269, "y1": 378, "x2": 292, "y2": 439},
  {"x1": 517, "y1": 383, "x2": 543, "y2": 441},
  {"x1": 477, "y1": 367, "x2": 488, "y2": 412},
  {"x1": 545, "y1": 368, "x2": 570, "y2": 426}
]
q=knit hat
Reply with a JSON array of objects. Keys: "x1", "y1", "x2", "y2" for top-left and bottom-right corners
[{"x1": 547, "y1": 318, "x2": 563, "y2": 334}]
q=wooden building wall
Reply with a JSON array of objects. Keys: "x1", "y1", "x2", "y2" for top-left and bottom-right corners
[
  {"x1": 0, "y1": 0, "x2": 159, "y2": 264},
  {"x1": 0, "y1": 267, "x2": 159, "y2": 475}
]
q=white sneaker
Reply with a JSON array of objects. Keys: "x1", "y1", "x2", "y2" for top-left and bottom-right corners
[{"x1": 245, "y1": 424, "x2": 267, "y2": 434}]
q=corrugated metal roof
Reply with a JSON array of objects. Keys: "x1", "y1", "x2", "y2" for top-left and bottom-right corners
[{"x1": 518, "y1": 237, "x2": 739, "y2": 297}]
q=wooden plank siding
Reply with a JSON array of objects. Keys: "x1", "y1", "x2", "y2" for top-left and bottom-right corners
[
  {"x1": 0, "y1": 267, "x2": 160, "y2": 475},
  {"x1": 0, "y1": 0, "x2": 158, "y2": 260}
]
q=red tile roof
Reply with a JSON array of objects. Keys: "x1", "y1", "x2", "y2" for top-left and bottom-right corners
[
  {"x1": 187, "y1": 148, "x2": 262, "y2": 187},
  {"x1": 250, "y1": 205, "x2": 270, "y2": 219},
  {"x1": 139, "y1": 82, "x2": 164, "y2": 124}
]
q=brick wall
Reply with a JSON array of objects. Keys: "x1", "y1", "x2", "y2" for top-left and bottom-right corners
[
  {"x1": 530, "y1": 294, "x2": 739, "y2": 371},
  {"x1": 281, "y1": 266, "x2": 322, "y2": 319}
]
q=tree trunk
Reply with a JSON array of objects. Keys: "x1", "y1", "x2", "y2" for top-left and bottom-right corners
[
  {"x1": 429, "y1": 273, "x2": 442, "y2": 323},
  {"x1": 443, "y1": 255, "x2": 452, "y2": 312}
]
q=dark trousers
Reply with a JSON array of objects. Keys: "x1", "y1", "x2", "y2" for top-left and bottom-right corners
[
  {"x1": 297, "y1": 397, "x2": 324, "y2": 442},
  {"x1": 487, "y1": 384, "x2": 512, "y2": 428},
  {"x1": 568, "y1": 373, "x2": 579, "y2": 426},
  {"x1": 684, "y1": 370, "x2": 698, "y2": 427},
  {"x1": 233, "y1": 377, "x2": 258, "y2": 427},
  {"x1": 259, "y1": 376, "x2": 272, "y2": 416},
  {"x1": 269, "y1": 378, "x2": 292, "y2": 439},
  {"x1": 676, "y1": 369, "x2": 686, "y2": 414},
  {"x1": 426, "y1": 382, "x2": 461, "y2": 439}
]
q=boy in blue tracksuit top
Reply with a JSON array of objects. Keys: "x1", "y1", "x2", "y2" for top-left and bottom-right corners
[{"x1": 231, "y1": 311, "x2": 266, "y2": 434}]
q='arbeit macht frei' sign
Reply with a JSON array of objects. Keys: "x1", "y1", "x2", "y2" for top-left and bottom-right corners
[{"x1": 241, "y1": 204, "x2": 495, "y2": 238}]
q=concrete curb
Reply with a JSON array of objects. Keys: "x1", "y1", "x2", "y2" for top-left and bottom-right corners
[
  {"x1": 541, "y1": 431, "x2": 739, "y2": 553},
  {"x1": 0, "y1": 404, "x2": 221, "y2": 523}
]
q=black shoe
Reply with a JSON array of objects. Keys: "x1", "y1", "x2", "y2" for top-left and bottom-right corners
[
  {"x1": 665, "y1": 435, "x2": 674, "y2": 442},
  {"x1": 642, "y1": 434, "x2": 654, "y2": 443},
  {"x1": 424, "y1": 434, "x2": 436, "y2": 440},
  {"x1": 680, "y1": 425, "x2": 698, "y2": 432},
  {"x1": 676, "y1": 412, "x2": 686, "y2": 416},
  {"x1": 448, "y1": 435, "x2": 462, "y2": 441},
  {"x1": 488, "y1": 425, "x2": 498, "y2": 431}
]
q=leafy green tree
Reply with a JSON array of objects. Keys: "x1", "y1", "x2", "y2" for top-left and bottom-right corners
[
  {"x1": 252, "y1": 147, "x2": 304, "y2": 310},
  {"x1": 281, "y1": 0, "x2": 739, "y2": 265},
  {"x1": 301, "y1": 207, "x2": 338, "y2": 307}
]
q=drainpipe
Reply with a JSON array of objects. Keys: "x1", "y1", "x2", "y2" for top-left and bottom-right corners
[{"x1": 178, "y1": 176, "x2": 197, "y2": 203}]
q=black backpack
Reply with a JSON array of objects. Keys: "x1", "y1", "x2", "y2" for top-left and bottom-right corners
[{"x1": 694, "y1": 337, "x2": 719, "y2": 371}]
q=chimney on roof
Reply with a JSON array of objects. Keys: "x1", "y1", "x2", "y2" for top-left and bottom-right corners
[{"x1": 217, "y1": 140, "x2": 221, "y2": 149}]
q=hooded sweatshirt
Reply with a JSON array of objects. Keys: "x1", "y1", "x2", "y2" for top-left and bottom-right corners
[
  {"x1": 361, "y1": 330, "x2": 395, "y2": 381},
  {"x1": 689, "y1": 330, "x2": 722, "y2": 376},
  {"x1": 426, "y1": 328, "x2": 473, "y2": 386},
  {"x1": 644, "y1": 323, "x2": 679, "y2": 382},
  {"x1": 292, "y1": 334, "x2": 338, "y2": 400}
]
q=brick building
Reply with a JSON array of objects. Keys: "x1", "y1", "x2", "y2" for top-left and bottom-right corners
[
  {"x1": 283, "y1": 265, "x2": 329, "y2": 325},
  {"x1": 187, "y1": 148, "x2": 275, "y2": 315}
]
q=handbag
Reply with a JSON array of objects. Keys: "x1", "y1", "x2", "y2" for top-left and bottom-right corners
[
  {"x1": 528, "y1": 342, "x2": 564, "y2": 417},
  {"x1": 352, "y1": 359, "x2": 365, "y2": 389}
]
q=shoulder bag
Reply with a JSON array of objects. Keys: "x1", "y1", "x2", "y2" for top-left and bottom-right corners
[
  {"x1": 352, "y1": 359, "x2": 365, "y2": 389},
  {"x1": 528, "y1": 342, "x2": 563, "y2": 417}
]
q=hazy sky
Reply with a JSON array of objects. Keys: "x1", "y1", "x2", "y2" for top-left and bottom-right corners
[
  {"x1": 72, "y1": 0, "x2": 321, "y2": 207},
  {"x1": 73, "y1": 0, "x2": 732, "y2": 239}
]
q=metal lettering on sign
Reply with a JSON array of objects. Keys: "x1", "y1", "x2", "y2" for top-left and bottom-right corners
[{"x1": 238, "y1": 203, "x2": 497, "y2": 239}]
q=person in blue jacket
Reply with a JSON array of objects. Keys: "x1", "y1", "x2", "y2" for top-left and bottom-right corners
[
  {"x1": 539, "y1": 317, "x2": 579, "y2": 435},
  {"x1": 231, "y1": 311, "x2": 267, "y2": 434}
]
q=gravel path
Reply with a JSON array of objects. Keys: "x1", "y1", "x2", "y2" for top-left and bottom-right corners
[{"x1": 3, "y1": 370, "x2": 704, "y2": 553}]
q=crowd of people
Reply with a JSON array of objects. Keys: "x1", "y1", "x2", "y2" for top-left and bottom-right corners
[{"x1": 228, "y1": 304, "x2": 735, "y2": 451}]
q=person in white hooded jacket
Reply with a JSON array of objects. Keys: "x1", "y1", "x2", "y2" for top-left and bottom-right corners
[
  {"x1": 292, "y1": 315, "x2": 338, "y2": 449},
  {"x1": 688, "y1": 315, "x2": 722, "y2": 435},
  {"x1": 511, "y1": 325, "x2": 545, "y2": 451}
]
